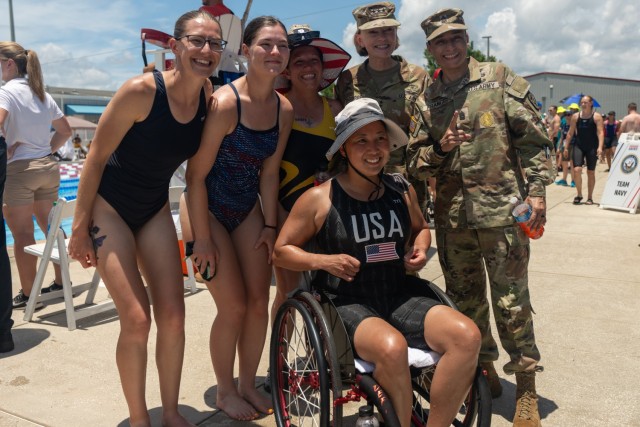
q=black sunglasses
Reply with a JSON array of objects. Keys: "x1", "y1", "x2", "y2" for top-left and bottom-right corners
[{"x1": 287, "y1": 30, "x2": 320, "y2": 48}]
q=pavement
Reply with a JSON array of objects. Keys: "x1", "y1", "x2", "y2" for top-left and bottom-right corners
[{"x1": 1, "y1": 163, "x2": 639, "y2": 427}]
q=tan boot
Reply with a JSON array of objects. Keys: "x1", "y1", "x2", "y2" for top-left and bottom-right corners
[
  {"x1": 513, "y1": 371, "x2": 541, "y2": 427},
  {"x1": 480, "y1": 362, "x2": 503, "y2": 398}
]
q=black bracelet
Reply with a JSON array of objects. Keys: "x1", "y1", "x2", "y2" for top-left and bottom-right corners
[{"x1": 264, "y1": 224, "x2": 277, "y2": 230}]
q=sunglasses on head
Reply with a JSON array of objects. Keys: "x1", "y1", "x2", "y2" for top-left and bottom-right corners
[{"x1": 288, "y1": 30, "x2": 320, "y2": 47}]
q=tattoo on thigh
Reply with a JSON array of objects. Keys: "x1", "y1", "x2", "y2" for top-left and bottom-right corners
[{"x1": 89, "y1": 222, "x2": 107, "y2": 255}]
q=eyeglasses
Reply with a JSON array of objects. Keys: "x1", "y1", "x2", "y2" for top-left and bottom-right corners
[{"x1": 176, "y1": 35, "x2": 227, "y2": 52}]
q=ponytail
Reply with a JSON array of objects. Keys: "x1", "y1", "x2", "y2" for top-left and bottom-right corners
[{"x1": 25, "y1": 50, "x2": 45, "y2": 102}]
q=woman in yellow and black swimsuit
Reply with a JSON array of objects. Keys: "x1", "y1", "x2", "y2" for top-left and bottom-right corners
[{"x1": 270, "y1": 24, "x2": 350, "y2": 328}]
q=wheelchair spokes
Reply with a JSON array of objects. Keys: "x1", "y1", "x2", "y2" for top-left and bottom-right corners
[
  {"x1": 270, "y1": 288, "x2": 492, "y2": 427},
  {"x1": 271, "y1": 299, "x2": 329, "y2": 427}
]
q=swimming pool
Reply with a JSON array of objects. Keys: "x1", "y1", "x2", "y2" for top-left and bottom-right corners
[{"x1": 4, "y1": 178, "x2": 78, "y2": 247}]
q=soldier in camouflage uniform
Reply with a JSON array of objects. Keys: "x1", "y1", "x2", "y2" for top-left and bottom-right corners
[
  {"x1": 335, "y1": 1, "x2": 430, "y2": 211},
  {"x1": 406, "y1": 8, "x2": 556, "y2": 427}
]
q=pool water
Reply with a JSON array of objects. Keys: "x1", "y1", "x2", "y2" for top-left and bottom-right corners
[{"x1": 4, "y1": 178, "x2": 78, "y2": 247}]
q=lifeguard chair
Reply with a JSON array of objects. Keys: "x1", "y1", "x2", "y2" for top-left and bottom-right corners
[{"x1": 140, "y1": 5, "x2": 245, "y2": 87}]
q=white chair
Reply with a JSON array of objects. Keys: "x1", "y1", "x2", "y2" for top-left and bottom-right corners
[
  {"x1": 23, "y1": 198, "x2": 115, "y2": 331},
  {"x1": 169, "y1": 186, "x2": 197, "y2": 294}
]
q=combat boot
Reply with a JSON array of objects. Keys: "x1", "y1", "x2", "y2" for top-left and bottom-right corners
[
  {"x1": 513, "y1": 371, "x2": 541, "y2": 427},
  {"x1": 480, "y1": 362, "x2": 503, "y2": 398}
]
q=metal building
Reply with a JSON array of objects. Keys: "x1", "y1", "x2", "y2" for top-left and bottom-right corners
[
  {"x1": 45, "y1": 86, "x2": 114, "y2": 123},
  {"x1": 525, "y1": 72, "x2": 640, "y2": 117}
]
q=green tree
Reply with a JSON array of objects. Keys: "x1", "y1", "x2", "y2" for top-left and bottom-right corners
[{"x1": 424, "y1": 40, "x2": 498, "y2": 77}]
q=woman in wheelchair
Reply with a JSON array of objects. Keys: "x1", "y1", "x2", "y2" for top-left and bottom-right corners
[{"x1": 273, "y1": 98, "x2": 481, "y2": 427}]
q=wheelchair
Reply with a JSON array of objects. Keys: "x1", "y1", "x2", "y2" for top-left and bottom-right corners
[{"x1": 269, "y1": 275, "x2": 492, "y2": 427}]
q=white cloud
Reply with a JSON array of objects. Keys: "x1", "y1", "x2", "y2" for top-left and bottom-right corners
[
  {"x1": 3, "y1": 0, "x2": 639, "y2": 90},
  {"x1": 389, "y1": 0, "x2": 640, "y2": 80},
  {"x1": 341, "y1": 22, "x2": 359, "y2": 67}
]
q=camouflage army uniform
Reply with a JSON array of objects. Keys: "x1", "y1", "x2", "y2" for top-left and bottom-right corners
[
  {"x1": 335, "y1": 56, "x2": 431, "y2": 210},
  {"x1": 407, "y1": 57, "x2": 556, "y2": 374}
]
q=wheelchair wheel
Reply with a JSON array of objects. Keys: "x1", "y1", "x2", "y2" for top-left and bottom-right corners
[
  {"x1": 411, "y1": 366, "x2": 492, "y2": 427},
  {"x1": 270, "y1": 298, "x2": 330, "y2": 427},
  {"x1": 294, "y1": 291, "x2": 343, "y2": 427}
]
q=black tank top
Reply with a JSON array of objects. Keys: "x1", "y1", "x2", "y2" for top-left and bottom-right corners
[
  {"x1": 98, "y1": 70, "x2": 207, "y2": 230},
  {"x1": 312, "y1": 174, "x2": 411, "y2": 299},
  {"x1": 576, "y1": 113, "x2": 598, "y2": 150}
]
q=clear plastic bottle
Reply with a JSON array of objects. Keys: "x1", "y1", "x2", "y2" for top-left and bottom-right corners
[
  {"x1": 355, "y1": 405, "x2": 379, "y2": 427},
  {"x1": 510, "y1": 197, "x2": 544, "y2": 239}
]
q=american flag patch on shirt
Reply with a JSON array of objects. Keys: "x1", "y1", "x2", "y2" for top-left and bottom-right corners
[{"x1": 365, "y1": 242, "x2": 399, "y2": 263}]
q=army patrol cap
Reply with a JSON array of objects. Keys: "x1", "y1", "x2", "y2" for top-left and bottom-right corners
[
  {"x1": 353, "y1": 2, "x2": 401, "y2": 30},
  {"x1": 421, "y1": 8, "x2": 467, "y2": 41},
  {"x1": 326, "y1": 98, "x2": 408, "y2": 161}
]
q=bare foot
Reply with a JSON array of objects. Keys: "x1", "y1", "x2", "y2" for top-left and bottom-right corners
[
  {"x1": 162, "y1": 412, "x2": 196, "y2": 427},
  {"x1": 129, "y1": 415, "x2": 152, "y2": 427},
  {"x1": 241, "y1": 387, "x2": 274, "y2": 415},
  {"x1": 217, "y1": 393, "x2": 259, "y2": 421}
]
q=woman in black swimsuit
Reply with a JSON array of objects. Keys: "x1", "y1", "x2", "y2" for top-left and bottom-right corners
[{"x1": 68, "y1": 10, "x2": 221, "y2": 427}]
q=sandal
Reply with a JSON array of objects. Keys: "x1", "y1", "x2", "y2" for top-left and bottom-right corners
[
  {"x1": 573, "y1": 196, "x2": 583, "y2": 205},
  {"x1": 585, "y1": 199, "x2": 594, "y2": 205}
]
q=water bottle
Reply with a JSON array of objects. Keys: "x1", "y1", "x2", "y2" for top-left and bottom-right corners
[
  {"x1": 355, "y1": 405, "x2": 379, "y2": 427},
  {"x1": 510, "y1": 197, "x2": 543, "y2": 239}
]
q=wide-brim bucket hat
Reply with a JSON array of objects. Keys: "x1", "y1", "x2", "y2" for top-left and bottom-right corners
[
  {"x1": 275, "y1": 24, "x2": 351, "y2": 93},
  {"x1": 326, "y1": 98, "x2": 408, "y2": 161}
]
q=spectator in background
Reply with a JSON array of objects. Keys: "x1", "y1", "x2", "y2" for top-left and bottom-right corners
[
  {"x1": 602, "y1": 111, "x2": 620, "y2": 172},
  {"x1": 618, "y1": 102, "x2": 640, "y2": 136},
  {"x1": 547, "y1": 105, "x2": 561, "y2": 169},
  {"x1": 564, "y1": 95, "x2": 604, "y2": 205},
  {"x1": 0, "y1": 134, "x2": 13, "y2": 353},
  {"x1": 555, "y1": 106, "x2": 575, "y2": 187},
  {"x1": 72, "y1": 134, "x2": 87, "y2": 160},
  {"x1": 0, "y1": 42, "x2": 70, "y2": 310},
  {"x1": 200, "y1": 0, "x2": 234, "y2": 16}
]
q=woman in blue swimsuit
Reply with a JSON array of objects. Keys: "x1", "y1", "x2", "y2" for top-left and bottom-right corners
[
  {"x1": 68, "y1": 10, "x2": 221, "y2": 427},
  {"x1": 184, "y1": 16, "x2": 293, "y2": 421}
]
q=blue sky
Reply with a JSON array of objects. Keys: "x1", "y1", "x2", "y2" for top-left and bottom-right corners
[{"x1": 1, "y1": 0, "x2": 638, "y2": 91}]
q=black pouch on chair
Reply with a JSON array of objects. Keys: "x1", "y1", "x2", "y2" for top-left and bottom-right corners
[{"x1": 184, "y1": 241, "x2": 215, "y2": 281}]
